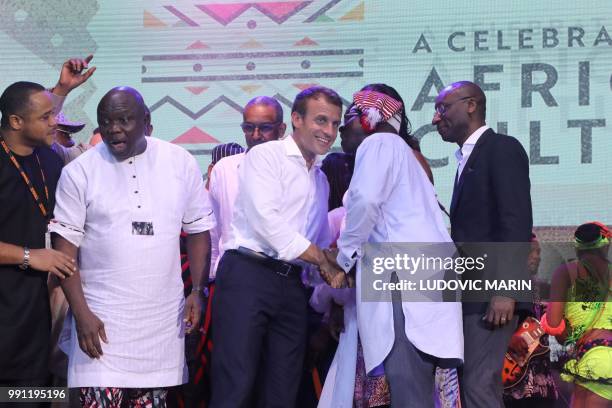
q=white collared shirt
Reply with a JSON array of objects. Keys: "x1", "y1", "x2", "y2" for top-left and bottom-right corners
[
  {"x1": 224, "y1": 135, "x2": 330, "y2": 263},
  {"x1": 208, "y1": 152, "x2": 245, "y2": 279},
  {"x1": 454, "y1": 125, "x2": 489, "y2": 181}
]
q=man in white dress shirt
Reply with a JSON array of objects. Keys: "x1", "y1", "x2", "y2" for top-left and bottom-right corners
[
  {"x1": 51, "y1": 87, "x2": 215, "y2": 406},
  {"x1": 329, "y1": 84, "x2": 464, "y2": 407},
  {"x1": 209, "y1": 86, "x2": 343, "y2": 408},
  {"x1": 208, "y1": 96, "x2": 286, "y2": 280},
  {"x1": 205, "y1": 142, "x2": 244, "y2": 278}
]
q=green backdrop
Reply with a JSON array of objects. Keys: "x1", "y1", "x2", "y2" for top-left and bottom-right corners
[{"x1": 1, "y1": 1, "x2": 610, "y2": 226}]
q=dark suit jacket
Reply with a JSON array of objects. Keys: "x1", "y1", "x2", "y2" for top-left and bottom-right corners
[
  {"x1": 450, "y1": 129, "x2": 533, "y2": 309},
  {"x1": 451, "y1": 128, "x2": 532, "y2": 242}
]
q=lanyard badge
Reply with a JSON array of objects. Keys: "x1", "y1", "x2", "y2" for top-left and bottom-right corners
[{"x1": 0, "y1": 138, "x2": 50, "y2": 219}]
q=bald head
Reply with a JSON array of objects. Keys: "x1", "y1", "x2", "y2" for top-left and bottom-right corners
[
  {"x1": 433, "y1": 81, "x2": 487, "y2": 146},
  {"x1": 439, "y1": 81, "x2": 486, "y2": 121},
  {"x1": 98, "y1": 86, "x2": 146, "y2": 113},
  {"x1": 97, "y1": 86, "x2": 149, "y2": 160}
]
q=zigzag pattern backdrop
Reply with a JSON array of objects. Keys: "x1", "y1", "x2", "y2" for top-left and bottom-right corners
[
  {"x1": 140, "y1": 0, "x2": 365, "y2": 160},
  {"x1": 2, "y1": 1, "x2": 610, "y2": 225}
]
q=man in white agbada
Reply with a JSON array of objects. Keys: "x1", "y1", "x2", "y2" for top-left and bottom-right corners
[
  {"x1": 323, "y1": 85, "x2": 464, "y2": 407},
  {"x1": 51, "y1": 87, "x2": 215, "y2": 406}
]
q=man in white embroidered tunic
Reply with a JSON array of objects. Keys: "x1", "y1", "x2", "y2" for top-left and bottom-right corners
[{"x1": 50, "y1": 87, "x2": 215, "y2": 406}]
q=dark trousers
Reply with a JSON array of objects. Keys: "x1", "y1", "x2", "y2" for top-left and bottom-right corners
[
  {"x1": 383, "y1": 272, "x2": 438, "y2": 408},
  {"x1": 209, "y1": 251, "x2": 308, "y2": 408},
  {"x1": 460, "y1": 308, "x2": 517, "y2": 408}
]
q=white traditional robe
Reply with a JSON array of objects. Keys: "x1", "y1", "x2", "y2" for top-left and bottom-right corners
[
  {"x1": 336, "y1": 132, "x2": 464, "y2": 375},
  {"x1": 50, "y1": 137, "x2": 215, "y2": 387}
]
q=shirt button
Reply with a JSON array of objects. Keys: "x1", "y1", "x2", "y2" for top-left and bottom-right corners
[
  {"x1": 134, "y1": 191, "x2": 138, "y2": 194},
  {"x1": 138, "y1": 205, "x2": 141, "y2": 209},
  {"x1": 345, "y1": 263, "x2": 349, "y2": 267},
  {"x1": 129, "y1": 161, "x2": 133, "y2": 164},
  {"x1": 132, "y1": 175, "x2": 136, "y2": 178}
]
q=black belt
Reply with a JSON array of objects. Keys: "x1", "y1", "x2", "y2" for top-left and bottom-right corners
[{"x1": 230, "y1": 247, "x2": 302, "y2": 277}]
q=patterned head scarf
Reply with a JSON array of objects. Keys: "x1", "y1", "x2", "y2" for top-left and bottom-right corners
[{"x1": 352, "y1": 90, "x2": 403, "y2": 133}]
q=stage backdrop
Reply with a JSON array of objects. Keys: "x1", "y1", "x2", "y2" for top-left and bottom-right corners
[{"x1": 0, "y1": 1, "x2": 610, "y2": 226}]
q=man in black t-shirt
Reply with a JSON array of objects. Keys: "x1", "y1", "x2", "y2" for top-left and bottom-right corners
[{"x1": 0, "y1": 56, "x2": 94, "y2": 389}]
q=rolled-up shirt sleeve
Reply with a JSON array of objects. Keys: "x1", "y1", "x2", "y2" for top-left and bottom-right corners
[
  {"x1": 49, "y1": 164, "x2": 86, "y2": 247},
  {"x1": 182, "y1": 153, "x2": 216, "y2": 234},
  {"x1": 240, "y1": 146, "x2": 311, "y2": 261}
]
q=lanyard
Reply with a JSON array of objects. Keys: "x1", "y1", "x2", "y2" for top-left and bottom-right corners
[{"x1": 0, "y1": 138, "x2": 49, "y2": 218}]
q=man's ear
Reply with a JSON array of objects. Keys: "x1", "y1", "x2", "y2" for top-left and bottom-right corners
[
  {"x1": 291, "y1": 111, "x2": 302, "y2": 130},
  {"x1": 278, "y1": 122, "x2": 287, "y2": 138},
  {"x1": 466, "y1": 98, "x2": 478, "y2": 115},
  {"x1": 8, "y1": 114, "x2": 24, "y2": 131}
]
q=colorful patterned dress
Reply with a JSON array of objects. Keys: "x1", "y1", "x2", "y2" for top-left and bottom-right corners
[{"x1": 560, "y1": 263, "x2": 612, "y2": 401}]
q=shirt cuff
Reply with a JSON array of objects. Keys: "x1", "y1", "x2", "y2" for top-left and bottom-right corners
[
  {"x1": 336, "y1": 247, "x2": 360, "y2": 273},
  {"x1": 49, "y1": 220, "x2": 84, "y2": 247},
  {"x1": 277, "y1": 233, "x2": 311, "y2": 262},
  {"x1": 182, "y1": 211, "x2": 216, "y2": 234}
]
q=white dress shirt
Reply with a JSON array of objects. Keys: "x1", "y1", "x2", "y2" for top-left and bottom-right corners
[
  {"x1": 224, "y1": 135, "x2": 330, "y2": 263},
  {"x1": 336, "y1": 132, "x2": 464, "y2": 374},
  {"x1": 50, "y1": 137, "x2": 216, "y2": 387},
  {"x1": 208, "y1": 153, "x2": 244, "y2": 279},
  {"x1": 455, "y1": 125, "x2": 489, "y2": 181}
]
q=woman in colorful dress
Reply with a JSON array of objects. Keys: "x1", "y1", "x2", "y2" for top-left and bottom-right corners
[{"x1": 543, "y1": 222, "x2": 611, "y2": 407}]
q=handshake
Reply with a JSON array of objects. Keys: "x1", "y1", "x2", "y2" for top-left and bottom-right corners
[{"x1": 317, "y1": 248, "x2": 356, "y2": 289}]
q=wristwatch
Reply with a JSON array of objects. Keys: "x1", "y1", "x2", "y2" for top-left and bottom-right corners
[
  {"x1": 190, "y1": 286, "x2": 209, "y2": 297},
  {"x1": 18, "y1": 247, "x2": 30, "y2": 270}
]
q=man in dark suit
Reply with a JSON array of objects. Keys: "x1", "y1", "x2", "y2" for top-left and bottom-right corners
[{"x1": 433, "y1": 81, "x2": 533, "y2": 407}]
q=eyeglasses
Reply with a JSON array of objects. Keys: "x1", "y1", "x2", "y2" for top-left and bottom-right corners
[
  {"x1": 240, "y1": 122, "x2": 280, "y2": 135},
  {"x1": 434, "y1": 96, "x2": 474, "y2": 116}
]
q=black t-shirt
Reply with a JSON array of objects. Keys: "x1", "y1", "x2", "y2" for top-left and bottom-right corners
[{"x1": 0, "y1": 145, "x2": 62, "y2": 380}]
